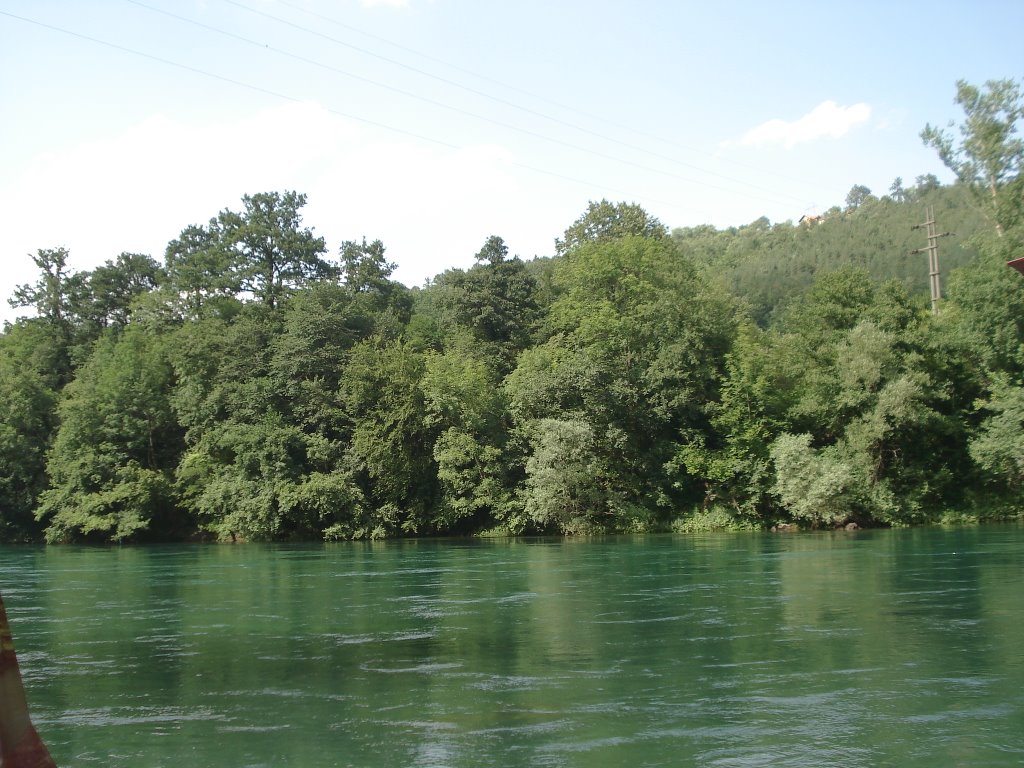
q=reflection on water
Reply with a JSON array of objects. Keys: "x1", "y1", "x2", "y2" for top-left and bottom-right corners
[{"x1": 1, "y1": 526, "x2": 1022, "y2": 767}]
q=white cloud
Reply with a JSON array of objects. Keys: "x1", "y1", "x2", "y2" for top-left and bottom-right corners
[
  {"x1": 359, "y1": 0, "x2": 411, "y2": 7},
  {"x1": 737, "y1": 101, "x2": 872, "y2": 149}
]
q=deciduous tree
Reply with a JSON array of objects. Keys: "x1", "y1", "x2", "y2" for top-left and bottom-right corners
[
  {"x1": 37, "y1": 328, "x2": 184, "y2": 542},
  {"x1": 555, "y1": 199, "x2": 666, "y2": 255},
  {"x1": 922, "y1": 78, "x2": 1023, "y2": 237}
]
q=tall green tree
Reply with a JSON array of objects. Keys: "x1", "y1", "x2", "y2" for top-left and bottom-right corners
[
  {"x1": 339, "y1": 339, "x2": 437, "y2": 536},
  {"x1": 338, "y1": 237, "x2": 412, "y2": 334},
  {"x1": 7, "y1": 248, "x2": 84, "y2": 377},
  {"x1": 165, "y1": 191, "x2": 332, "y2": 314},
  {"x1": 434, "y1": 235, "x2": 540, "y2": 373},
  {"x1": 762, "y1": 272, "x2": 966, "y2": 524},
  {"x1": 8, "y1": 248, "x2": 78, "y2": 329},
  {"x1": 164, "y1": 223, "x2": 240, "y2": 318},
  {"x1": 845, "y1": 184, "x2": 875, "y2": 211},
  {"x1": 340, "y1": 237, "x2": 395, "y2": 296},
  {"x1": 555, "y1": 199, "x2": 667, "y2": 255},
  {"x1": 922, "y1": 78, "x2": 1023, "y2": 237},
  {"x1": 270, "y1": 282, "x2": 369, "y2": 435},
  {"x1": 75, "y1": 252, "x2": 164, "y2": 331},
  {"x1": 169, "y1": 301, "x2": 365, "y2": 541},
  {"x1": 946, "y1": 251, "x2": 1024, "y2": 377},
  {"x1": 889, "y1": 177, "x2": 909, "y2": 203},
  {"x1": 36, "y1": 327, "x2": 185, "y2": 542},
  {"x1": 422, "y1": 342, "x2": 515, "y2": 531},
  {"x1": 969, "y1": 380, "x2": 1024, "y2": 507},
  {"x1": 0, "y1": 344, "x2": 56, "y2": 541},
  {"x1": 507, "y1": 234, "x2": 736, "y2": 532},
  {"x1": 671, "y1": 322, "x2": 794, "y2": 523},
  {"x1": 222, "y1": 191, "x2": 332, "y2": 308}
]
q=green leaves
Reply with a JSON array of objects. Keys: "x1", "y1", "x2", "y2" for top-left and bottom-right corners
[
  {"x1": 8, "y1": 247, "x2": 76, "y2": 327},
  {"x1": 0, "y1": 343, "x2": 56, "y2": 540},
  {"x1": 340, "y1": 339, "x2": 435, "y2": 533},
  {"x1": 226, "y1": 191, "x2": 332, "y2": 308},
  {"x1": 506, "y1": 235, "x2": 736, "y2": 531},
  {"x1": 4, "y1": 177, "x2": 1023, "y2": 541},
  {"x1": 970, "y1": 381, "x2": 1024, "y2": 501},
  {"x1": 523, "y1": 418, "x2": 605, "y2": 533},
  {"x1": 165, "y1": 191, "x2": 332, "y2": 314},
  {"x1": 175, "y1": 414, "x2": 336, "y2": 541},
  {"x1": 37, "y1": 327, "x2": 183, "y2": 542},
  {"x1": 555, "y1": 199, "x2": 667, "y2": 256},
  {"x1": 922, "y1": 78, "x2": 1023, "y2": 237},
  {"x1": 433, "y1": 236, "x2": 540, "y2": 373},
  {"x1": 770, "y1": 433, "x2": 856, "y2": 526}
]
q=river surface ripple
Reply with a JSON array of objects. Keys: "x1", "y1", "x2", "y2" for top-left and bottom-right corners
[{"x1": 2, "y1": 525, "x2": 1022, "y2": 767}]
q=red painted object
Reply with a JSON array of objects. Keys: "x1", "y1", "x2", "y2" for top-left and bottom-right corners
[
  {"x1": 0, "y1": 594, "x2": 56, "y2": 768},
  {"x1": 1009, "y1": 256, "x2": 1024, "y2": 275}
]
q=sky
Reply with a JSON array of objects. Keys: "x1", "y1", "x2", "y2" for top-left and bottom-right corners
[{"x1": 1, "y1": 0, "x2": 1022, "y2": 324}]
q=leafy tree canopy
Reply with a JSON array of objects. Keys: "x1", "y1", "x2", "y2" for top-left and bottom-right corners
[
  {"x1": 555, "y1": 199, "x2": 667, "y2": 256},
  {"x1": 922, "y1": 78, "x2": 1023, "y2": 237}
]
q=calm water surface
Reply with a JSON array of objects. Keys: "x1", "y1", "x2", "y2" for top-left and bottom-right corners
[{"x1": 2, "y1": 526, "x2": 1023, "y2": 767}]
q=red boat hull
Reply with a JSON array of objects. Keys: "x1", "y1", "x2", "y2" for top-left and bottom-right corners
[{"x1": 0, "y1": 595, "x2": 56, "y2": 768}]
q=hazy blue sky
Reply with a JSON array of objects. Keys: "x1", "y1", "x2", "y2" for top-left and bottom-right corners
[{"x1": 2, "y1": 1, "x2": 1022, "y2": 322}]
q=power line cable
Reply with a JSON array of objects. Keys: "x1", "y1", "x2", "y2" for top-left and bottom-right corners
[
  {"x1": 0, "y1": 10, "x2": 450, "y2": 150},
  {"x1": 0, "y1": 8, "x2": 707, "y2": 217},
  {"x1": 219, "y1": 0, "x2": 810, "y2": 205},
  {"x1": 121, "y1": 0, "x2": 805, "y2": 210},
  {"x1": 270, "y1": 0, "x2": 816, "y2": 190}
]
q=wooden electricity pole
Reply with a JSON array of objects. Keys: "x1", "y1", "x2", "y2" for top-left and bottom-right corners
[{"x1": 911, "y1": 205, "x2": 953, "y2": 315}]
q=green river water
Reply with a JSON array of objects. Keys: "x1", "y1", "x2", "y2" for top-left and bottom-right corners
[{"x1": 2, "y1": 525, "x2": 1022, "y2": 767}]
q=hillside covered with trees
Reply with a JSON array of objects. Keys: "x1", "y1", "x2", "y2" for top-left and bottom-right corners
[{"x1": 1, "y1": 78, "x2": 1022, "y2": 543}]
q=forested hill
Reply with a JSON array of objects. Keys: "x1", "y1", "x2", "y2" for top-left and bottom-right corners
[
  {"x1": 674, "y1": 180, "x2": 988, "y2": 325},
  {"x1": 1, "y1": 78, "x2": 1022, "y2": 544}
]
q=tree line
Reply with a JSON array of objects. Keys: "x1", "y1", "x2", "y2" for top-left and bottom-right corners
[{"x1": 1, "y1": 78, "x2": 1021, "y2": 543}]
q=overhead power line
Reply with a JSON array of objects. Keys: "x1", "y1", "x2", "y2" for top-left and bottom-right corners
[
  {"x1": 0, "y1": 8, "x2": 697, "y2": 214},
  {"x1": 0, "y1": 10, "x2": 447, "y2": 151},
  {"x1": 121, "y1": 0, "x2": 804, "y2": 209},
  {"x1": 269, "y1": 0, "x2": 817, "y2": 191},
  {"x1": 217, "y1": 0, "x2": 811, "y2": 206}
]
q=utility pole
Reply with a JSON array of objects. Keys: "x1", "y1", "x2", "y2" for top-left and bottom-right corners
[{"x1": 911, "y1": 205, "x2": 953, "y2": 315}]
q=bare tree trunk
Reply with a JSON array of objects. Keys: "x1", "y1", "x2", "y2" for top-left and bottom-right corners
[{"x1": 990, "y1": 174, "x2": 1005, "y2": 238}]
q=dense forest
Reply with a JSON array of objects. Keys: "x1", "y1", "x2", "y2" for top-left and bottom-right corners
[{"x1": 2, "y1": 78, "x2": 1022, "y2": 543}]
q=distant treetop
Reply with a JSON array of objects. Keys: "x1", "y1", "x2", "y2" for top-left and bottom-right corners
[{"x1": 555, "y1": 199, "x2": 667, "y2": 256}]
